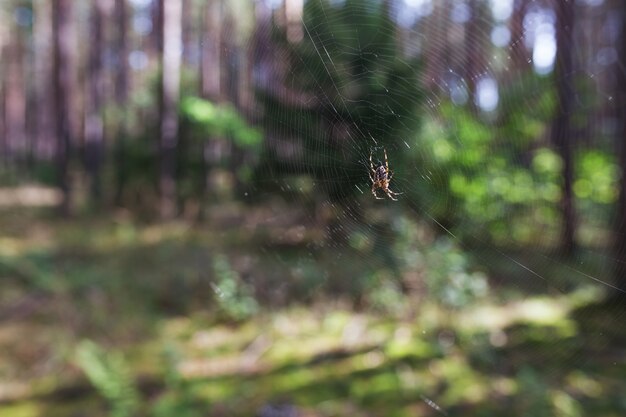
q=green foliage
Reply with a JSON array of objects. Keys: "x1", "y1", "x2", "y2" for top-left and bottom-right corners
[
  {"x1": 516, "y1": 367, "x2": 553, "y2": 416},
  {"x1": 117, "y1": 135, "x2": 157, "y2": 182},
  {"x1": 419, "y1": 99, "x2": 619, "y2": 243},
  {"x1": 415, "y1": 73, "x2": 618, "y2": 245},
  {"x1": 177, "y1": 96, "x2": 263, "y2": 204},
  {"x1": 446, "y1": 146, "x2": 560, "y2": 204},
  {"x1": 212, "y1": 254, "x2": 259, "y2": 321},
  {"x1": 29, "y1": 161, "x2": 58, "y2": 187},
  {"x1": 258, "y1": 0, "x2": 422, "y2": 200},
  {"x1": 575, "y1": 150, "x2": 619, "y2": 204},
  {"x1": 75, "y1": 340, "x2": 139, "y2": 417},
  {"x1": 366, "y1": 272, "x2": 406, "y2": 314},
  {"x1": 391, "y1": 215, "x2": 489, "y2": 309},
  {"x1": 400, "y1": 71, "x2": 560, "y2": 243},
  {"x1": 573, "y1": 149, "x2": 620, "y2": 236},
  {"x1": 151, "y1": 345, "x2": 205, "y2": 417},
  {"x1": 0, "y1": 250, "x2": 57, "y2": 292},
  {"x1": 180, "y1": 96, "x2": 262, "y2": 150}
]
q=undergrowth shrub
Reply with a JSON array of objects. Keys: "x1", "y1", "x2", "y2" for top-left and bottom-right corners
[
  {"x1": 76, "y1": 340, "x2": 139, "y2": 417},
  {"x1": 212, "y1": 254, "x2": 258, "y2": 321},
  {"x1": 396, "y1": 215, "x2": 488, "y2": 308}
]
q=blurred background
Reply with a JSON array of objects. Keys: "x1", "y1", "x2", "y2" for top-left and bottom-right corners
[{"x1": 1, "y1": 0, "x2": 626, "y2": 415}]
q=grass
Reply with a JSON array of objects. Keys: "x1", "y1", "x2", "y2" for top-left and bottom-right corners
[{"x1": 0, "y1": 205, "x2": 624, "y2": 417}]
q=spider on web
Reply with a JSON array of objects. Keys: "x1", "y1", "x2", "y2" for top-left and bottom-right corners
[{"x1": 369, "y1": 147, "x2": 402, "y2": 201}]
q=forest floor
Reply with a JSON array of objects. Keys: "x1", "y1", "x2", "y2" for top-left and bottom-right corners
[{"x1": 0, "y1": 204, "x2": 625, "y2": 417}]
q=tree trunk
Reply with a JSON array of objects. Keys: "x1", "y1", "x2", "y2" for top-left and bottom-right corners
[
  {"x1": 0, "y1": 67, "x2": 5, "y2": 168},
  {"x1": 465, "y1": 0, "x2": 488, "y2": 108},
  {"x1": 614, "y1": 1, "x2": 626, "y2": 297},
  {"x1": 0, "y1": 28, "x2": 7, "y2": 168},
  {"x1": 85, "y1": 0, "x2": 106, "y2": 206},
  {"x1": 508, "y1": 0, "x2": 531, "y2": 74},
  {"x1": 551, "y1": 0, "x2": 576, "y2": 256},
  {"x1": 201, "y1": 0, "x2": 222, "y2": 100},
  {"x1": 113, "y1": 0, "x2": 129, "y2": 206},
  {"x1": 4, "y1": 18, "x2": 27, "y2": 167},
  {"x1": 52, "y1": 0, "x2": 74, "y2": 216},
  {"x1": 197, "y1": 0, "x2": 224, "y2": 220},
  {"x1": 284, "y1": 0, "x2": 304, "y2": 44},
  {"x1": 181, "y1": 0, "x2": 194, "y2": 68},
  {"x1": 33, "y1": 0, "x2": 55, "y2": 161},
  {"x1": 423, "y1": 0, "x2": 448, "y2": 92},
  {"x1": 159, "y1": 0, "x2": 182, "y2": 219}
]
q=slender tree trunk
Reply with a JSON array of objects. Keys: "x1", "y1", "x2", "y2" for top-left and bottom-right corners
[
  {"x1": 159, "y1": 0, "x2": 183, "y2": 219},
  {"x1": 508, "y1": 0, "x2": 530, "y2": 74},
  {"x1": 181, "y1": 0, "x2": 194, "y2": 68},
  {"x1": 24, "y1": 19, "x2": 36, "y2": 172},
  {"x1": 222, "y1": 17, "x2": 239, "y2": 110},
  {"x1": 34, "y1": 0, "x2": 55, "y2": 161},
  {"x1": 152, "y1": 0, "x2": 164, "y2": 59},
  {"x1": 221, "y1": 14, "x2": 245, "y2": 195},
  {"x1": 114, "y1": 0, "x2": 129, "y2": 206},
  {"x1": 0, "y1": 69, "x2": 5, "y2": 168},
  {"x1": 551, "y1": 0, "x2": 576, "y2": 256},
  {"x1": 52, "y1": 0, "x2": 74, "y2": 216},
  {"x1": 114, "y1": 0, "x2": 129, "y2": 105},
  {"x1": 423, "y1": 0, "x2": 448, "y2": 92},
  {"x1": 0, "y1": 32, "x2": 7, "y2": 168},
  {"x1": 197, "y1": 0, "x2": 223, "y2": 220},
  {"x1": 85, "y1": 0, "x2": 106, "y2": 206},
  {"x1": 4, "y1": 21, "x2": 27, "y2": 166},
  {"x1": 465, "y1": 0, "x2": 488, "y2": 108},
  {"x1": 201, "y1": 0, "x2": 222, "y2": 100},
  {"x1": 284, "y1": 0, "x2": 304, "y2": 44},
  {"x1": 614, "y1": 1, "x2": 626, "y2": 297}
]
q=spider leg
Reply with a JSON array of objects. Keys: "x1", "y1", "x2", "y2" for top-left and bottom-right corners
[
  {"x1": 372, "y1": 183, "x2": 383, "y2": 199},
  {"x1": 384, "y1": 188, "x2": 398, "y2": 201},
  {"x1": 368, "y1": 152, "x2": 381, "y2": 198},
  {"x1": 384, "y1": 148, "x2": 389, "y2": 173}
]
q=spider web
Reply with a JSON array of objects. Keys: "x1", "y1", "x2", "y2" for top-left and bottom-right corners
[
  {"x1": 255, "y1": 0, "x2": 623, "y2": 291},
  {"x1": 250, "y1": 0, "x2": 625, "y2": 412}
]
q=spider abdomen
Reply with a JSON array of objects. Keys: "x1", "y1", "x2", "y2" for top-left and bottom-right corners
[{"x1": 375, "y1": 166, "x2": 387, "y2": 181}]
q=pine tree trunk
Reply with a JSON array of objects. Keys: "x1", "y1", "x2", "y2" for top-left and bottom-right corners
[
  {"x1": 4, "y1": 18, "x2": 27, "y2": 168},
  {"x1": 613, "y1": 1, "x2": 626, "y2": 298},
  {"x1": 52, "y1": 0, "x2": 74, "y2": 216},
  {"x1": 85, "y1": 0, "x2": 106, "y2": 206},
  {"x1": 159, "y1": 0, "x2": 182, "y2": 219},
  {"x1": 114, "y1": 0, "x2": 129, "y2": 206},
  {"x1": 201, "y1": 0, "x2": 222, "y2": 100},
  {"x1": 551, "y1": 0, "x2": 576, "y2": 256},
  {"x1": 33, "y1": 0, "x2": 55, "y2": 161},
  {"x1": 465, "y1": 0, "x2": 489, "y2": 108},
  {"x1": 508, "y1": 0, "x2": 531, "y2": 74}
]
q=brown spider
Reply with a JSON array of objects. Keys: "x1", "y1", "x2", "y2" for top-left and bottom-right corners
[{"x1": 369, "y1": 148, "x2": 401, "y2": 201}]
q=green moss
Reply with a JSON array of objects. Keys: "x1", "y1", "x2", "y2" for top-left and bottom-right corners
[{"x1": 0, "y1": 403, "x2": 40, "y2": 417}]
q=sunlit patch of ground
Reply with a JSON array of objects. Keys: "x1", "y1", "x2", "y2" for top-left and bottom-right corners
[
  {"x1": 2, "y1": 297, "x2": 625, "y2": 416},
  {"x1": 138, "y1": 301, "x2": 623, "y2": 417},
  {"x1": 0, "y1": 208, "x2": 624, "y2": 416},
  {"x1": 0, "y1": 186, "x2": 61, "y2": 208}
]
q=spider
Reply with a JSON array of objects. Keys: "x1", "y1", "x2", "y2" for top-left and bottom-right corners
[{"x1": 369, "y1": 148, "x2": 401, "y2": 201}]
